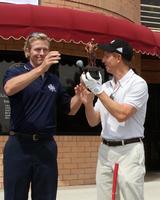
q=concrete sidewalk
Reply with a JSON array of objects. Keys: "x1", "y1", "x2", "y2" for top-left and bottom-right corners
[
  {"x1": 57, "y1": 172, "x2": 160, "y2": 200},
  {"x1": 0, "y1": 172, "x2": 160, "y2": 200}
]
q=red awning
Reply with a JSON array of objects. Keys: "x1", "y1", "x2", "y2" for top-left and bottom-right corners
[
  {"x1": 153, "y1": 32, "x2": 160, "y2": 55},
  {"x1": 0, "y1": 3, "x2": 160, "y2": 57}
]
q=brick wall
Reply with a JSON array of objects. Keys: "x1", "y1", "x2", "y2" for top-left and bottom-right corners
[
  {"x1": 57, "y1": 136, "x2": 100, "y2": 186},
  {"x1": 0, "y1": 135, "x2": 100, "y2": 189},
  {"x1": 42, "y1": 0, "x2": 140, "y2": 23},
  {"x1": 0, "y1": 136, "x2": 7, "y2": 189}
]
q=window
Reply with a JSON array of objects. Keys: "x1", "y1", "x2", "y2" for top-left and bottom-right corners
[{"x1": 141, "y1": 0, "x2": 160, "y2": 31}]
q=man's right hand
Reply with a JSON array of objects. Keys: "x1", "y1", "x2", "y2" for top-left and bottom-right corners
[{"x1": 40, "y1": 51, "x2": 61, "y2": 73}]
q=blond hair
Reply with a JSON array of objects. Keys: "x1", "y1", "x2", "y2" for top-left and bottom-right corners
[{"x1": 24, "y1": 32, "x2": 51, "y2": 58}]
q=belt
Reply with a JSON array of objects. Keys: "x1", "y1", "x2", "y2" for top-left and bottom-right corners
[
  {"x1": 102, "y1": 137, "x2": 142, "y2": 146},
  {"x1": 9, "y1": 131, "x2": 53, "y2": 142}
]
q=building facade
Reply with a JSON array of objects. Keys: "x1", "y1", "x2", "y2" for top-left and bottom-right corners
[{"x1": 0, "y1": 0, "x2": 160, "y2": 189}]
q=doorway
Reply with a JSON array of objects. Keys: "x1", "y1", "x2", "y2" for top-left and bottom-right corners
[{"x1": 144, "y1": 84, "x2": 160, "y2": 171}]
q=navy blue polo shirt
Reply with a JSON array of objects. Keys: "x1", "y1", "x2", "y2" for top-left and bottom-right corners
[{"x1": 3, "y1": 63, "x2": 71, "y2": 135}]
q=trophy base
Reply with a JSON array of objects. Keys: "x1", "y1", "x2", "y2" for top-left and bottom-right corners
[{"x1": 84, "y1": 66, "x2": 100, "y2": 80}]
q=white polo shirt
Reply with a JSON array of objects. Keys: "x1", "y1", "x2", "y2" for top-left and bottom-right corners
[{"x1": 94, "y1": 69, "x2": 148, "y2": 140}]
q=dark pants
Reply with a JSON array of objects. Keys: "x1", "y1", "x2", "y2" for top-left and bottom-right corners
[{"x1": 3, "y1": 136, "x2": 58, "y2": 200}]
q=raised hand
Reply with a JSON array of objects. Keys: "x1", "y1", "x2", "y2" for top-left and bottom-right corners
[
  {"x1": 74, "y1": 83, "x2": 94, "y2": 105},
  {"x1": 40, "y1": 51, "x2": 61, "y2": 72}
]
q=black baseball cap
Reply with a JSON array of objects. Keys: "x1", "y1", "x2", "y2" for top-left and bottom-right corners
[{"x1": 98, "y1": 39, "x2": 133, "y2": 61}]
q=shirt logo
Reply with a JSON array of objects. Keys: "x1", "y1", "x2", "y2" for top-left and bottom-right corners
[{"x1": 48, "y1": 84, "x2": 56, "y2": 92}]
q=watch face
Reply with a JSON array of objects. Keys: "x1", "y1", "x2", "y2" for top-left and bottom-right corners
[{"x1": 94, "y1": 87, "x2": 102, "y2": 94}]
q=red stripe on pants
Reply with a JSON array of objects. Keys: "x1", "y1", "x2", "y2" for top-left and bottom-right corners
[{"x1": 112, "y1": 163, "x2": 119, "y2": 200}]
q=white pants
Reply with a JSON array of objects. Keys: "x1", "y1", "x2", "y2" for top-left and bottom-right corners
[{"x1": 96, "y1": 141, "x2": 145, "y2": 200}]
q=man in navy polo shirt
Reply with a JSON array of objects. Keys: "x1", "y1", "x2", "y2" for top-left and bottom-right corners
[{"x1": 3, "y1": 32, "x2": 82, "y2": 200}]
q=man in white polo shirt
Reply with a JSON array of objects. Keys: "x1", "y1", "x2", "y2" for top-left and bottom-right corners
[{"x1": 81, "y1": 39, "x2": 148, "y2": 200}]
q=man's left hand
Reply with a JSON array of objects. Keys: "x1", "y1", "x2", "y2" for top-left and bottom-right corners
[{"x1": 81, "y1": 72, "x2": 103, "y2": 95}]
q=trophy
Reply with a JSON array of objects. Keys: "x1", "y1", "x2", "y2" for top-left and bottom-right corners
[{"x1": 84, "y1": 38, "x2": 100, "y2": 80}]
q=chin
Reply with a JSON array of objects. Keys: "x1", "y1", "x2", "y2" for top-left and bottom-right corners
[
  {"x1": 37, "y1": 61, "x2": 43, "y2": 66},
  {"x1": 32, "y1": 62, "x2": 42, "y2": 68}
]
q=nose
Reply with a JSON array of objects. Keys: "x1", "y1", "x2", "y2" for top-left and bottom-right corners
[
  {"x1": 39, "y1": 49, "x2": 46, "y2": 55},
  {"x1": 40, "y1": 49, "x2": 44, "y2": 55}
]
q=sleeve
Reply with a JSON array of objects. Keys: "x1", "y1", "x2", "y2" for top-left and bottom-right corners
[
  {"x1": 123, "y1": 79, "x2": 148, "y2": 109},
  {"x1": 3, "y1": 66, "x2": 23, "y2": 87}
]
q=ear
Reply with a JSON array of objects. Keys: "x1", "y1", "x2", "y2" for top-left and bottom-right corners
[
  {"x1": 117, "y1": 54, "x2": 122, "y2": 63},
  {"x1": 25, "y1": 47, "x2": 30, "y2": 58}
]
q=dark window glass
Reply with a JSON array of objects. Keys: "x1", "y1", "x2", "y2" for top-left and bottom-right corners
[{"x1": 144, "y1": 84, "x2": 160, "y2": 171}]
